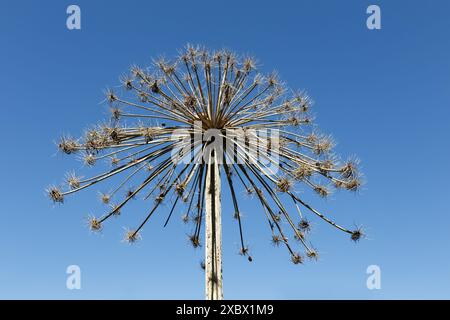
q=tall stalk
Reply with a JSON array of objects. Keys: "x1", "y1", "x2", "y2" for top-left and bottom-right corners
[{"x1": 204, "y1": 151, "x2": 223, "y2": 300}]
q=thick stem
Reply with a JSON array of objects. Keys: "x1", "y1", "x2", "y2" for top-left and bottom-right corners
[{"x1": 205, "y1": 152, "x2": 223, "y2": 300}]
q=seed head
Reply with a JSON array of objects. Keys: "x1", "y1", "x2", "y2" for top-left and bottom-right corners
[
  {"x1": 66, "y1": 172, "x2": 81, "y2": 189},
  {"x1": 106, "y1": 89, "x2": 117, "y2": 103},
  {"x1": 271, "y1": 235, "x2": 282, "y2": 246},
  {"x1": 83, "y1": 153, "x2": 96, "y2": 166},
  {"x1": 58, "y1": 136, "x2": 79, "y2": 154},
  {"x1": 276, "y1": 177, "x2": 292, "y2": 193},
  {"x1": 291, "y1": 253, "x2": 303, "y2": 265},
  {"x1": 47, "y1": 186, "x2": 64, "y2": 203},
  {"x1": 298, "y1": 218, "x2": 311, "y2": 232},
  {"x1": 314, "y1": 185, "x2": 330, "y2": 198},
  {"x1": 181, "y1": 214, "x2": 189, "y2": 223},
  {"x1": 88, "y1": 216, "x2": 102, "y2": 232},
  {"x1": 124, "y1": 229, "x2": 141, "y2": 243},
  {"x1": 189, "y1": 234, "x2": 201, "y2": 248},
  {"x1": 307, "y1": 249, "x2": 319, "y2": 261},
  {"x1": 293, "y1": 164, "x2": 313, "y2": 180},
  {"x1": 345, "y1": 178, "x2": 362, "y2": 191},
  {"x1": 351, "y1": 228, "x2": 364, "y2": 242},
  {"x1": 99, "y1": 192, "x2": 110, "y2": 204}
]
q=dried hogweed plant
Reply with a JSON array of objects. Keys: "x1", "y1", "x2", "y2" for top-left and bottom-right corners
[{"x1": 48, "y1": 45, "x2": 363, "y2": 300}]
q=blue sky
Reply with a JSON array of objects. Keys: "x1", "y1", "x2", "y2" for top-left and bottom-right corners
[{"x1": 0, "y1": 0, "x2": 449, "y2": 299}]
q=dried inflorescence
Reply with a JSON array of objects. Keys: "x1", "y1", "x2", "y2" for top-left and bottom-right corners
[
  {"x1": 88, "y1": 216, "x2": 102, "y2": 232},
  {"x1": 48, "y1": 45, "x2": 364, "y2": 265},
  {"x1": 124, "y1": 229, "x2": 141, "y2": 243}
]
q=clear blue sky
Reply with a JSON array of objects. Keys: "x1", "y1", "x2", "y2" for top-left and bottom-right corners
[{"x1": 0, "y1": 0, "x2": 449, "y2": 299}]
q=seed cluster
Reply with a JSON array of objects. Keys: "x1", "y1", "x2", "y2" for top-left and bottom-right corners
[{"x1": 48, "y1": 45, "x2": 364, "y2": 263}]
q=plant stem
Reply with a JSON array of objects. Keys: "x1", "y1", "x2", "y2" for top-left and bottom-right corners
[{"x1": 205, "y1": 151, "x2": 223, "y2": 300}]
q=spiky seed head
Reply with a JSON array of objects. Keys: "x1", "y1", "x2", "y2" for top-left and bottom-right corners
[
  {"x1": 99, "y1": 192, "x2": 110, "y2": 204},
  {"x1": 106, "y1": 89, "x2": 117, "y2": 103},
  {"x1": 124, "y1": 230, "x2": 141, "y2": 243},
  {"x1": 239, "y1": 246, "x2": 249, "y2": 256},
  {"x1": 314, "y1": 185, "x2": 330, "y2": 198},
  {"x1": 189, "y1": 234, "x2": 201, "y2": 248},
  {"x1": 266, "y1": 72, "x2": 279, "y2": 87},
  {"x1": 121, "y1": 75, "x2": 133, "y2": 90},
  {"x1": 345, "y1": 178, "x2": 361, "y2": 191},
  {"x1": 181, "y1": 214, "x2": 189, "y2": 223},
  {"x1": 306, "y1": 133, "x2": 318, "y2": 144},
  {"x1": 293, "y1": 164, "x2": 313, "y2": 180},
  {"x1": 47, "y1": 186, "x2": 64, "y2": 203},
  {"x1": 110, "y1": 108, "x2": 121, "y2": 121},
  {"x1": 66, "y1": 172, "x2": 81, "y2": 189},
  {"x1": 84, "y1": 153, "x2": 96, "y2": 166},
  {"x1": 351, "y1": 229, "x2": 364, "y2": 242},
  {"x1": 298, "y1": 218, "x2": 311, "y2": 232},
  {"x1": 271, "y1": 235, "x2": 282, "y2": 246},
  {"x1": 243, "y1": 57, "x2": 256, "y2": 73},
  {"x1": 200, "y1": 260, "x2": 205, "y2": 270},
  {"x1": 58, "y1": 136, "x2": 79, "y2": 154},
  {"x1": 307, "y1": 250, "x2": 319, "y2": 261},
  {"x1": 175, "y1": 182, "x2": 186, "y2": 196},
  {"x1": 276, "y1": 177, "x2": 292, "y2": 193},
  {"x1": 314, "y1": 137, "x2": 334, "y2": 155},
  {"x1": 341, "y1": 160, "x2": 359, "y2": 178},
  {"x1": 89, "y1": 217, "x2": 102, "y2": 232},
  {"x1": 291, "y1": 253, "x2": 303, "y2": 265}
]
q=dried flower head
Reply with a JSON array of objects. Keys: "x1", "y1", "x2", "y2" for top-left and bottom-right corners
[
  {"x1": 99, "y1": 192, "x2": 111, "y2": 204},
  {"x1": 306, "y1": 249, "x2": 319, "y2": 261},
  {"x1": 276, "y1": 177, "x2": 292, "y2": 193},
  {"x1": 298, "y1": 218, "x2": 311, "y2": 232},
  {"x1": 124, "y1": 229, "x2": 141, "y2": 243},
  {"x1": 58, "y1": 136, "x2": 79, "y2": 154},
  {"x1": 88, "y1": 216, "x2": 102, "y2": 232},
  {"x1": 66, "y1": 172, "x2": 81, "y2": 189},
  {"x1": 291, "y1": 253, "x2": 303, "y2": 265},
  {"x1": 189, "y1": 234, "x2": 201, "y2": 248},
  {"x1": 351, "y1": 228, "x2": 364, "y2": 242},
  {"x1": 47, "y1": 186, "x2": 64, "y2": 203},
  {"x1": 49, "y1": 45, "x2": 364, "y2": 279},
  {"x1": 314, "y1": 185, "x2": 330, "y2": 198}
]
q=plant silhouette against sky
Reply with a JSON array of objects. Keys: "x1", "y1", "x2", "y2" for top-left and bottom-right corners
[{"x1": 48, "y1": 45, "x2": 363, "y2": 299}]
